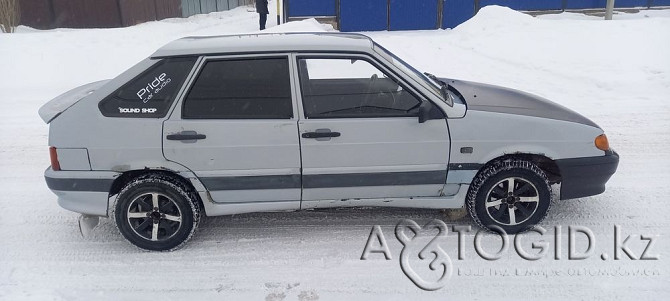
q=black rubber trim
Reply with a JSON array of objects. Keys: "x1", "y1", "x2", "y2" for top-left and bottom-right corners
[
  {"x1": 448, "y1": 163, "x2": 483, "y2": 170},
  {"x1": 302, "y1": 170, "x2": 447, "y2": 188},
  {"x1": 200, "y1": 175, "x2": 302, "y2": 191},
  {"x1": 200, "y1": 170, "x2": 448, "y2": 191},
  {"x1": 46, "y1": 170, "x2": 449, "y2": 193},
  {"x1": 555, "y1": 151, "x2": 619, "y2": 200},
  {"x1": 45, "y1": 177, "x2": 114, "y2": 192}
]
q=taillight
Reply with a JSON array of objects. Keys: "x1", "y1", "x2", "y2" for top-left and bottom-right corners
[{"x1": 49, "y1": 147, "x2": 61, "y2": 171}]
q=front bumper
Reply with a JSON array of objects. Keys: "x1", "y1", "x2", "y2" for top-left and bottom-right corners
[
  {"x1": 555, "y1": 151, "x2": 619, "y2": 200},
  {"x1": 44, "y1": 167, "x2": 119, "y2": 216}
]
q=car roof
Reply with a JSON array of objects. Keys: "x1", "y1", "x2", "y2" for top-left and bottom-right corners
[{"x1": 151, "y1": 32, "x2": 375, "y2": 58}]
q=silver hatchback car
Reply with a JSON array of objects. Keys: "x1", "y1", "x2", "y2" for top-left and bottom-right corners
[{"x1": 40, "y1": 33, "x2": 618, "y2": 251}]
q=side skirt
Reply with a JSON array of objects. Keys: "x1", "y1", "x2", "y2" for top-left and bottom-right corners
[
  {"x1": 198, "y1": 185, "x2": 469, "y2": 216},
  {"x1": 301, "y1": 184, "x2": 469, "y2": 210}
]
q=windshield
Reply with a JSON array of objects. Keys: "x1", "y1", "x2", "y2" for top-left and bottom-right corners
[{"x1": 372, "y1": 42, "x2": 446, "y2": 103}]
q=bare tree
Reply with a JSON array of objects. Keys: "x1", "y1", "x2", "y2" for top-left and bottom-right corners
[{"x1": 0, "y1": 0, "x2": 20, "y2": 33}]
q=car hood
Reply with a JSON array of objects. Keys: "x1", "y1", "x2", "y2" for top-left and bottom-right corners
[
  {"x1": 38, "y1": 80, "x2": 110, "y2": 124},
  {"x1": 442, "y1": 78, "x2": 599, "y2": 128}
]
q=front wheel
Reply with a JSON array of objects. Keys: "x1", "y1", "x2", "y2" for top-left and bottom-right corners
[
  {"x1": 466, "y1": 159, "x2": 552, "y2": 234},
  {"x1": 113, "y1": 176, "x2": 200, "y2": 251}
]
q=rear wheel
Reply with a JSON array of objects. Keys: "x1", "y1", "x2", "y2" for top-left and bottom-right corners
[
  {"x1": 466, "y1": 159, "x2": 552, "y2": 234},
  {"x1": 113, "y1": 175, "x2": 200, "y2": 251}
]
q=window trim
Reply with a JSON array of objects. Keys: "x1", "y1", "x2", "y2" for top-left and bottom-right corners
[
  {"x1": 178, "y1": 54, "x2": 297, "y2": 120},
  {"x1": 295, "y1": 54, "x2": 426, "y2": 120}
]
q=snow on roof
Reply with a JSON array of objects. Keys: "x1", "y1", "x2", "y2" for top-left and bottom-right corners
[{"x1": 151, "y1": 32, "x2": 374, "y2": 58}]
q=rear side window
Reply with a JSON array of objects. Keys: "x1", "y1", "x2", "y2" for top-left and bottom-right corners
[
  {"x1": 182, "y1": 58, "x2": 293, "y2": 119},
  {"x1": 99, "y1": 57, "x2": 196, "y2": 118}
]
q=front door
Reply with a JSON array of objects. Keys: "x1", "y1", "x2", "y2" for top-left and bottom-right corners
[
  {"x1": 294, "y1": 55, "x2": 450, "y2": 201},
  {"x1": 163, "y1": 55, "x2": 302, "y2": 207}
]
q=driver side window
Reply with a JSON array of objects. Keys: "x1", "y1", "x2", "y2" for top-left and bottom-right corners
[{"x1": 298, "y1": 57, "x2": 421, "y2": 119}]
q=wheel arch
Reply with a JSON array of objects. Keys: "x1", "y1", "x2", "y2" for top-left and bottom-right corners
[
  {"x1": 477, "y1": 153, "x2": 561, "y2": 184},
  {"x1": 109, "y1": 169, "x2": 204, "y2": 208}
]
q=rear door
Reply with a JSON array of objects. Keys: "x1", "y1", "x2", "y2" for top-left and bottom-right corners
[
  {"x1": 163, "y1": 54, "x2": 302, "y2": 207},
  {"x1": 294, "y1": 54, "x2": 451, "y2": 201}
]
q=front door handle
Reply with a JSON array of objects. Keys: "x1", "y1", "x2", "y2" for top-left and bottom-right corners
[
  {"x1": 302, "y1": 128, "x2": 341, "y2": 141},
  {"x1": 166, "y1": 130, "x2": 206, "y2": 141}
]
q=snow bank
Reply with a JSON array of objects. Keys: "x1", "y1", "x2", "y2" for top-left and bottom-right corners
[
  {"x1": 262, "y1": 18, "x2": 333, "y2": 33},
  {"x1": 366, "y1": 6, "x2": 670, "y2": 123},
  {"x1": 454, "y1": 5, "x2": 536, "y2": 33},
  {"x1": 536, "y1": 8, "x2": 670, "y2": 20}
]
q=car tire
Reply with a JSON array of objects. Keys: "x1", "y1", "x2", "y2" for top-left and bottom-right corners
[
  {"x1": 113, "y1": 175, "x2": 200, "y2": 251},
  {"x1": 466, "y1": 159, "x2": 552, "y2": 234}
]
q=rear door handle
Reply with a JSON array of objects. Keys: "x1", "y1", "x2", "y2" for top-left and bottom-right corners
[
  {"x1": 302, "y1": 131, "x2": 341, "y2": 139},
  {"x1": 166, "y1": 130, "x2": 206, "y2": 141}
]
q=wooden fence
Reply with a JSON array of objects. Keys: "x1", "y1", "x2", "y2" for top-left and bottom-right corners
[{"x1": 19, "y1": 0, "x2": 252, "y2": 29}]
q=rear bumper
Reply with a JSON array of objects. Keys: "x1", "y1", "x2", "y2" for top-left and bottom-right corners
[
  {"x1": 44, "y1": 167, "x2": 119, "y2": 216},
  {"x1": 555, "y1": 151, "x2": 619, "y2": 200}
]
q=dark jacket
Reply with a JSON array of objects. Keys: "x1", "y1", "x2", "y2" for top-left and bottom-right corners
[{"x1": 256, "y1": 0, "x2": 269, "y2": 14}]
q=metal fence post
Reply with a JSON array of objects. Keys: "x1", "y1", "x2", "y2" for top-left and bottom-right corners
[{"x1": 605, "y1": 0, "x2": 615, "y2": 20}]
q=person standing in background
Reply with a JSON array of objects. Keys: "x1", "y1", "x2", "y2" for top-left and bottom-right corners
[{"x1": 256, "y1": 0, "x2": 269, "y2": 30}]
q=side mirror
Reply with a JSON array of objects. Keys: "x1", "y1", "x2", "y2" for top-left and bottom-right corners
[{"x1": 418, "y1": 101, "x2": 431, "y2": 123}]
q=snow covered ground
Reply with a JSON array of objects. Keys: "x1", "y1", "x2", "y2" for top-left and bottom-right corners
[{"x1": 1, "y1": 3, "x2": 669, "y2": 300}]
